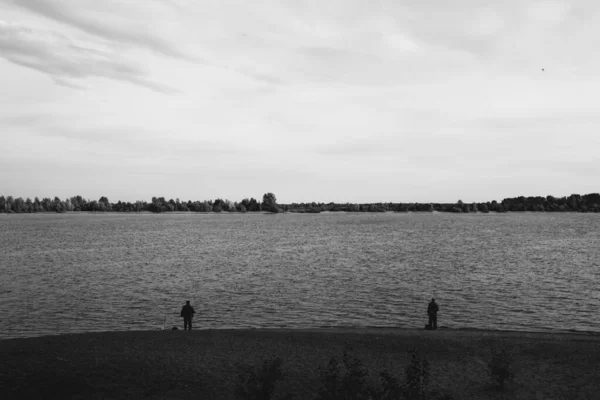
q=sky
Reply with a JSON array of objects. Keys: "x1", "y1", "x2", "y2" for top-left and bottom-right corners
[{"x1": 1, "y1": 0, "x2": 599, "y2": 204}]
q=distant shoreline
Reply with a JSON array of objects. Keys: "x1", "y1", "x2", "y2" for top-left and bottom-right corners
[
  {"x1": 2, "y1": 210, "x2": 599, "y2": 215},
  {"x1": 2, "y1": 192, "x2": 599, "y2": 213},
  {"x1": 2, "y1": 326, "x2": 600, "y2": 342}
]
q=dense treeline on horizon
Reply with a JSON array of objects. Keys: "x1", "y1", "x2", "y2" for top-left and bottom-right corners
[{"x1": 1, "y1": 192, "x2": 600, "y2": 214}]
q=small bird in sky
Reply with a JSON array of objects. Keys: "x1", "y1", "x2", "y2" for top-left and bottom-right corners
[{"x1": 542, "y1": 68, "x2": 545, "y2": 71}]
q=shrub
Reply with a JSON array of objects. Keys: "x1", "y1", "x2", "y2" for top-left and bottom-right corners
[
  {"x1": 403, "y1": 348, "x2": 430, "y2": 400},
  {"x1": 315, "y1": 349, "x2": 371, "y2": 400},
  {"x1": 315, "y1": 357, "x2": 341, "y2": 399},
  {"x1": 372, "y1": 370, "x2": 403, "y2": 399},
  {"x1": 235, "y1": 357, "x2": 285, "y2": 400},
  {"x1": 315, "y1": 348, "x2": 455, "y2": 400},
  {"x1": 488, "y1": 344, "x2": 515, "y2": 391}
]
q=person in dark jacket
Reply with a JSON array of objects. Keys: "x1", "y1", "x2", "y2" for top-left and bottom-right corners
[
  {"x1": 180, "y1": 301, "x2": 196, "y2": 330},
  {"x1": 427, "y1": 298, "x2": 439, "y2": 330}
]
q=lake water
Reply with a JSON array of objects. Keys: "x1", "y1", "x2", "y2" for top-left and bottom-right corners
[{"x1": 0, "y1": 212, "x2": 599, "y2": 339}]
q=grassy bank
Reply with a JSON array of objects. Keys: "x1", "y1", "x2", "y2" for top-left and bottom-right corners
[{"x1": 1, "y1": 328, "x2": 599, "y2": 399}]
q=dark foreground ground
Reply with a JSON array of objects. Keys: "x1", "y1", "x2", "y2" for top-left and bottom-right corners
[{"x1": 1, "y1": 328, "x2": 599, "y2": 399}]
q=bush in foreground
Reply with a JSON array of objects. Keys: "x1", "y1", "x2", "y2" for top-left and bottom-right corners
[
  {"x1": 234, "y1": 349, "x2": 457, "y2": 400},
  {"x1": 487, "y1": 343, "x2": 515, "y2": 392},
  {"x1": 315, "y1": 350, "x2": 371, "y2": 400},
  {"x1": 314, "y1": 348, "x2": 454, "y2": 400},
  {"x1": 235, "y1": 357, "x2": 285, "y2": 400},
  {"x1": 403, "y1": 348, "x2": 430, "y2": 399}
]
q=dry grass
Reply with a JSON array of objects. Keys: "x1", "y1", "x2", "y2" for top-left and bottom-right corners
[{"x1": 1, "y1": 328, "x2": 599, "y2": 399}]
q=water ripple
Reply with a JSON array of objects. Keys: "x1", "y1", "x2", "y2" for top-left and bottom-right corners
[{"x1": 1, "y1": 212, "x2": 599, "y2": 339}]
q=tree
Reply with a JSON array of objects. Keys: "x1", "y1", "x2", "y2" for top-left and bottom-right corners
[
  {"x1": 99, "y1": 196, "x2": 112, "y2": 212},
  {"x1": 247, "y1": 198, "x2": 261, "y2": 212},
  {"x1": 174, "y1": 199, "x2": 189, "y2": 211},
  {"x1": 262, "y1": 193, "x2": 277, "y2": 206},
  {"x1": 33, "y1": 197, "x2": 41, "y2": 212},
  {"x1": 13, "y1": 197, "x2": 25, "y2": 213},
  {"x1": 213, "y1": 199, "x2": 226, "y2": 212},
  {"x1": 348, "y1": 203, "x2": 360, "y2": 212},
  {"x1": 262, "y1": 193, "x2": 279, "y2": 213},
  {"x1": 25, "y1": 198, "x2": 33, "y2": 213},
  {"x1": 70, "y1": 195, "x2": 87, "y2": 211},
  {"x1": 64, "y1": 198, "x2": 73, "y2": 211},
  {"x1": 53, "y1": 197, "x2": 65, "y2": 213},
  {"x1": 583, "y1": 193, "x2": 600, "y2": 206},
  {"x1": 40, "y1": 197, "x2": 50, "y2": 211},
  {"x1": 135, "y1": 200, "x2": 145, "y2": 212},
  {"x1": 199, "y1": 201, "x2": 211, "y2": 212},
  {"x1": 568, "y1": 194, "x2": 581, "y2": 210},
  {"x1": 167, "y1": 199, "x2": 176, "y2": 212},
  {"x1": 226, "y1": 200, "x2": 236, "y2": 212},
  {"x1": 89, "y1": 200, "x2": 99, "y2": 212},
  {"x1": 150, "y1": 197, "x2": 167, "y2": 213},
  {"x1": 5, "y1": 196, "x2": 14, "y2": 213}
]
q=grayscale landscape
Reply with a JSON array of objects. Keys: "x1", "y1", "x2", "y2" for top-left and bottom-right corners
[{"x1": 1, "y1": 0, "x2": 599, "y2": 398}]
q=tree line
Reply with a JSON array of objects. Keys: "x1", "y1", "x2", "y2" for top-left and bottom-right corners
[
  {"x1": 1, "y1": 192, "x2": 599, "y2": 214},
  {"x1": 0, "y1": 193, "x2": 279, "y2": 214}
]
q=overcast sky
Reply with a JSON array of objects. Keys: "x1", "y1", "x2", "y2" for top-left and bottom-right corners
[{"x1": 1, "y1": 0, "x2": 599, "y2": 203}]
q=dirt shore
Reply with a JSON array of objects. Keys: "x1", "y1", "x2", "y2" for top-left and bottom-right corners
[{"x1": 1, "y1": 328, "x2": 599, "y2": 399}]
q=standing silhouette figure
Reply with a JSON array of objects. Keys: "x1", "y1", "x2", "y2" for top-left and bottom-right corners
[
  {"x1": 180, "y1": 300, "x2": 196, "y2": 331},
  {"x1": 427, "y1": 298, "x2": 439, "y2": 330}
]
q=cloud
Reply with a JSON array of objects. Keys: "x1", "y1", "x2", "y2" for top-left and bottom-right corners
[
  {"x1": 21, "y1": 121, "x2": 247, "y2": 161},
  {"x1": 4, "y1": 0, "x2": 198, "y2": 62},
  {"x1": 2, "y1": 0, "x2": 600, "y2": 202},
  {"x1": 0, "y1": 20, "x2": 176, "y2": 92},
  {"x1": 527, "y1": 1, "x2": 571, "y2": 24}
]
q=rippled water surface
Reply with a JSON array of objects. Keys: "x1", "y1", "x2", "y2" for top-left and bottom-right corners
[{"x1": 1, "y1": 212, "x2": 599, "y2": 339}]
